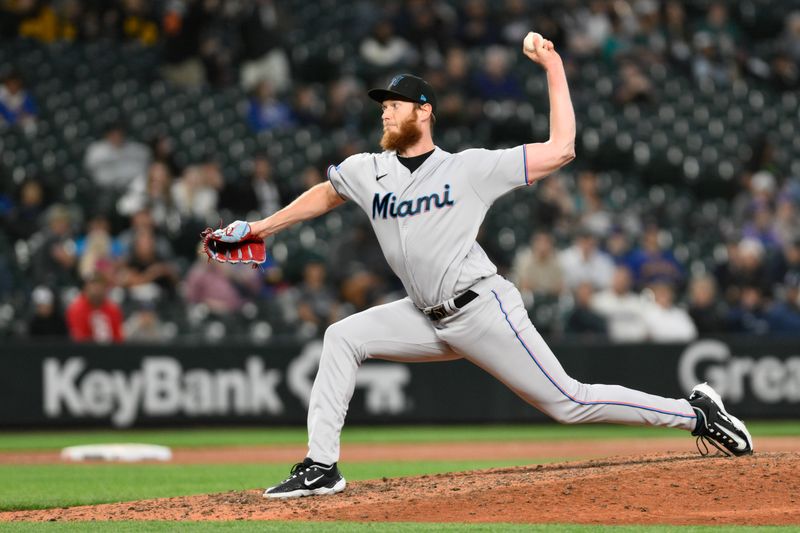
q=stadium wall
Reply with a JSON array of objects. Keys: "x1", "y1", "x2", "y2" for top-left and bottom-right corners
[{"x1": 2, "y1": 338, "x2": 798, "y2": 428}]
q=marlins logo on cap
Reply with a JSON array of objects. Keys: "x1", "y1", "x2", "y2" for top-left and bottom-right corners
[{"x1": 368, "y1": 74, "x2": 437, "y2": 113}]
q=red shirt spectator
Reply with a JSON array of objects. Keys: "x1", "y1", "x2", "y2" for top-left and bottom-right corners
[{"x1": 66, "y1": 275, "x2": 123, "y2": 343}]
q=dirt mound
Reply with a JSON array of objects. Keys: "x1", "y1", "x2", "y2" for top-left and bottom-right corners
[{"x1": 3, "y1": 452, "x2": 799, "y2": 525}]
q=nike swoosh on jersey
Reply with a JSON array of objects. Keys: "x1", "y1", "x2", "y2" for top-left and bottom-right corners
[
  {"x1": 376, "y1": 173, "x2": 388, "y2": 181},
  {"x1": 304, "y1": 474, "x2": 324, "y2": 486}
]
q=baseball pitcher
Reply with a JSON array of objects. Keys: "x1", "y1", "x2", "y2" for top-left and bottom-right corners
[{"x1": 206, "y1": 32, "x2": 753, "y2": 499}]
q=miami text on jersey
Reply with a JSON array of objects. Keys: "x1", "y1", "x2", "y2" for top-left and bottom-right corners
[{"x1": 372, "y1": 184, "x2": 455, "y2": 219}]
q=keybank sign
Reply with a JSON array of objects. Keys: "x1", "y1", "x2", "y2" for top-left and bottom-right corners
[
  {"x1": 43, "y1": 347, "x2": 410, "y2": 427},
  {"x1": 678, "y1": 339, "x2": 800, "y2": 403}
]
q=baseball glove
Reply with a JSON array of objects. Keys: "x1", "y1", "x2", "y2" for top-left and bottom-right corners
[{"x1": 201, "y1": 220, "x2": 267, "y2": 267}]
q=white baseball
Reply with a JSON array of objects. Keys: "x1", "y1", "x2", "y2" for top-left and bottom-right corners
[{"x1": 523, "y1": 32, "x2": 542, "y2": 52}]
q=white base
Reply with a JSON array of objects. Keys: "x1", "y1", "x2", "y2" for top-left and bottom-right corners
[{"x1": 61, "y1": 443, "x2": 172, "y2": 462}]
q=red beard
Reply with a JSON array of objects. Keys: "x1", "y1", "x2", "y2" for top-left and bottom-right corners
[{"x1": 380, "y1": 110, "x2": 422, "y2": 152}]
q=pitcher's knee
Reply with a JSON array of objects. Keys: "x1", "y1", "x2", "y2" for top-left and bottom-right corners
[
  {"x1": 322, "y1": 322, "x2": 365, "y2": 364},
  {"x1": 540, "y1": 401, "x2": 582, "y2": 424}
]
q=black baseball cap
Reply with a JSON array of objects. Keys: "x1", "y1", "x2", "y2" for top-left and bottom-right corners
[{"x1": 368, "y1": 74, "x2": 437, "y2": 114}]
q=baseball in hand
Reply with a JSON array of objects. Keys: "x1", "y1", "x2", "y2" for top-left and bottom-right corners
[{"x1": 523, "y1": 32, "x2": 543, "y2": 53}]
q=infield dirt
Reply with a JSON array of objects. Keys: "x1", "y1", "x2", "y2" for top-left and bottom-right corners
[{"x1": 2, "y1": 447, "x2": 799, "y2": 525}]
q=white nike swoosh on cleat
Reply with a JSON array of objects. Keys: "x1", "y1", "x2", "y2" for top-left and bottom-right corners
[
  {"x1": 715, "y1": 423, "x2": 747, "y2": 450},
  {"x1": 304, "y1": 475, "x2": 324, "y2": 486}
]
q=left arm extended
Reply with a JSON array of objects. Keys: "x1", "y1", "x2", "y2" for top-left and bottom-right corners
[{"x1": 522, "y1": 33, "x2": 576, "y2": 184}]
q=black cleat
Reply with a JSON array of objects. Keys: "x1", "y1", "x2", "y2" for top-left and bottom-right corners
[
  {"x1": 689, "y1": 382, "x2": 754, "y2": 457},
  {"x1": 263, "y1": 458, "x2": 346, "y2": 499}
]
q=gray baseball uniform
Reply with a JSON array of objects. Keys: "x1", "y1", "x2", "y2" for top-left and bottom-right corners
[{"x1": 307, "y1": 145, "x2": 697, "y2": 465}]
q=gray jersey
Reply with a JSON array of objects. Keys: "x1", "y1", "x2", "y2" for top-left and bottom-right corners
[{"x1": 327, "y1": 146, "x2": 528, "y2": 308}]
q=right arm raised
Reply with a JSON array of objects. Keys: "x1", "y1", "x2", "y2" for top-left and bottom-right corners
[{"x1": 249, "y1": 181, "x2": 345, "y2": 239}]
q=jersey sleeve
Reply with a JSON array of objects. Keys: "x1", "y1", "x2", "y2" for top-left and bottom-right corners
[
  {"x1": 460, "y1": 146, "x2": 529, "y2": 205},
  {"x1": 326, "y1": 153, "x2": 372, "y2": 206}
]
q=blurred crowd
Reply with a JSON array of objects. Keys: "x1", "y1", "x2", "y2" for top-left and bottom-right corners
[{"x1": 1, "y1": 0, "x2": 799, "y2": 343}]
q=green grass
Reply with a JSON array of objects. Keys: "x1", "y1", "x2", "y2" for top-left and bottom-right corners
[
  {"x1": 0, "y1": 421, "x2": 797, "y2": 451},
  {"x1": 1, "y1": 523, "x2": 798, "y2": 532}
]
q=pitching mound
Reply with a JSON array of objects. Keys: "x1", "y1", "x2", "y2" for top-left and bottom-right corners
[{"x1": 3, "y1": 452, "x2": 799, "y2": 525}]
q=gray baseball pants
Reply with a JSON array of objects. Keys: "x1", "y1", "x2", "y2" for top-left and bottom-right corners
[{"x1": 307, "y1": 275, "x2": 697, "y2": 464}]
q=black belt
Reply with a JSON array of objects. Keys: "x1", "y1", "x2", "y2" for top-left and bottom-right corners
[{"x1": 422, "y1": 290, "x2": 478, "y2": 321}]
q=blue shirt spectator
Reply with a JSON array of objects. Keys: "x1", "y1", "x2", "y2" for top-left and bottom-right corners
[
  {"x1": 0, "y1": 71, "x2": 37, "y2": 133},
  {"x1": 625, "y1": 225, "x2": 684, "y2": 289},
  {"x1": 248, "y1": 80, "x2": 295, "y2": 132}
]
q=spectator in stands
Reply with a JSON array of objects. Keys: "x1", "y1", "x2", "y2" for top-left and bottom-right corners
[
  {"x1": 14, "y1": 0, "x2": 77, "y2": 43},
  {"x1": 118, "y1": 208, "x2": 173, "y2": 259},
  {"x1": 118, "y1": 229, "x2": 179, "y2": 303},
  {"x1": 766, "y1": 272, "x2": 800, "y2": 335},
  {"x1": 160, "y1": 0, "x2": 210, "y2": 87},
  {"x1": 780, "y1": 11, "x2": 800, "y2": 63},
  {"x1": 566, "y1": 0, "x2": 612, "y2": 57},
  {"x1": 768, "y1": 238, "x2": 800, "y2": 287},
  {"x1": 396, "y1": 0, "x2": 454, "y2": 65},
  {"x1": 695, "y1": 1, "x2": 739, "y2": 54},
  {"x1": 184, "y1": 245, "x2": 262, "y2": 315},
  {"x1": 727, "y1": 285, "x2": 770, "y2": 335},
  {"x1": 614, "y1": 60, "x2": 655, "y2": 104},
  {"x1": 559, "y1": 229, "x2": 615, "y2": 291},
  {"x1": 772, "y1": 8, "x2": 800, "y2": 90},
  {"x1": 498, "y1": 0, "x2": 532, "y2": 46},
  {"x1": 691, "y1": 31, "x2": 736, "y2": 87},
  {"x1": 732, "y1": 170, "x2": 777, "y2": 224},
  {"x1": 115, "y1": 0, "x2": 159, "y2": 46},
  {"x1": 148, "y1": 134, "x2": 180, "y2": 177},
  {"x1": 605, "y1": 226, "x2": 633, "y2": 264},
  {"x1": 359, "y1": 20, "x2": 417, "y2": 74},
  {"x1": 511, "y1": 231, "x2": 564, "y2": 298},
  {"x1": 294, "y1": 260, "x2": 340, "y2": 336},
  {"x1": 27, "y1": 286, "x2": 68, "y2": 338},
  {"x1": 773, "y1": 196, "x2": 799, "y2": 247},
  {"x1": 0, "y1": 70, "x2": 37, "y2": 135},
  {"x1": 591, "y1": 266, "x2": 647, "y2": 342},
  {"x1": 287, "y1": 165, "x2": 324, "y2": 201},
  {"x1": 328, "y1": 222, "x2": 392, "y2": 310},
  {"x1": 660, "y1": 0, "x2": 692, "y2": 66},
  {"x1": 118, "y1": 161, "x2": 179, "y2": 227},
  {"x1": 123, "y1": 301, "x2": 166, "y2": 342},
  {"x1": 31, "y1": 204, "x2": 79, "y2": 289},
  {"x1": 573, "y1": 171, "x2": 612, "y2": 236},
  {"x1": 641, "y1": 281, "x2": 698, "y2": 343},
  {"x1": 219, "y1": 155, "x2": 282, "y2": 219},
  {"x1": 291, "y1": 85, "x2": 325, "y2": 127},
  {"x1": 534, "y1": 175, "x2": 574, "y2": 232},
  {"x1": 625, "y1": 223, "x2": 684, "y2": 289},
  {"x1": 66, "y1": 273, "x2": 124, "y2": 343},
  {"x1": 770, "y1": 51, "x2": 800, "y2": 92},
  {"x1": 75, "y1": 214, "x2": 121, "y2": 282},
  {"x1": 247, "y1": 80, "x2": 295, "y2": 132},
  {"x1": 84, "y1": 122, "x2": 151, "y2": 193},
  {"x1": 742, "y1": 204, "x2": 781, "y2": 250},
  {"x1": 238, "y1": 0, "x2": 290, "y2": 92},
  {"x1": 688, "y1": 274, "x2": 728, "y2": 334},
  {"x1": 322, "y1": 77, "x2": 362, "y2": 130},
  {"x1": 3, "y1": 178, "x2": 47, "y2": 242},
  {"x1": 715, "y1": 238, "x2": 771, "y2": 304},
  {"x1": 565, "y1": 281, "x2": 607, "y2": 338},
  {"x1": 455, "y1": 0, "x2": 499, "y2": 48},
  {"x1": 470, "y1": 46, "x2": 523, "y2": 101},
  {"x1": 171, "y1": 161, "x2": 222, "y2": 223}
]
